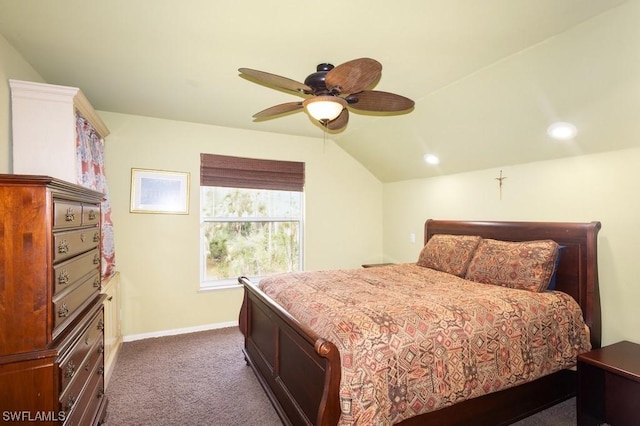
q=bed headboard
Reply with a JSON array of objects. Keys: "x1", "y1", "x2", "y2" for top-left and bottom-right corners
[{"x1": 424, "y1": 219, "x2": 602, "y2": 348}]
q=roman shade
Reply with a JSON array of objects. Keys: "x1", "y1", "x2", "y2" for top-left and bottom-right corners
[{"x1": 200, "y1": 154, "x2": 305, "y2": 192}]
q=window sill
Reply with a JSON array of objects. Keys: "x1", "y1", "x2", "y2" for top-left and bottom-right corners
[
  {"x1": 198, "y1": 276, "x2": 262, "y2": 293},
  {"x1": 198, "y1": 281, "x2": 242, "y2": 293}
]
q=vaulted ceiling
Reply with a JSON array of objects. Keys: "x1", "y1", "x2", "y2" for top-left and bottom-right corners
[{"x1": 1, "y1": 0, "x2": 637, "y2": 182}]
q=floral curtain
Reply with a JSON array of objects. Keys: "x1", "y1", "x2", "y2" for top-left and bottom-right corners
[{"x1": 76, "y1": 112, "x2": 116, "y2": 278}]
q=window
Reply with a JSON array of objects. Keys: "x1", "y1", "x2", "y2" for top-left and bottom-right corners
[{"x1": 199, "y1": 154, "x2": 305, "y2": 289}]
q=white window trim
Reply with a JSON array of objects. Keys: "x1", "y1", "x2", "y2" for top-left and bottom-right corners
[{"x1": 199, "y1": 190, "x2": 304, "y2": 291}]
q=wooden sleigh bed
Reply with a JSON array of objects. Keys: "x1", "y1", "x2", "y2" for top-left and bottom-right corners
[{"x1": 238, "y1": 219, "x2": 601, "y2": 425}]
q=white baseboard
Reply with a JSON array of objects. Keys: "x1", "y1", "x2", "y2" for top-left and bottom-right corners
[{"x1": 122, "y1": 321, "x2": 238, "y2": 342}]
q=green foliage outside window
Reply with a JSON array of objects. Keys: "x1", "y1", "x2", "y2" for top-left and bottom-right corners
[{"x1": 201, "y1": 187, "x2": 302, "y2": 282}]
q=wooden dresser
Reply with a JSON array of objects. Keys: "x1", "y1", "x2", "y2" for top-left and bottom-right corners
[{"x1": 0, "y1": 175, "x2": 107, "y2": 425}]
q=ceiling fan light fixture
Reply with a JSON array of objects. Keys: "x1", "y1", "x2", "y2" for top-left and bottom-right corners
[{"x1": 303, "y1": 96, "x2": 347, "y2": 122}]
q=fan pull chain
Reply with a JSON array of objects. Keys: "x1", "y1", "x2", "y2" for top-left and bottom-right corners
[{"x1": 322, "y1": 120, "x2": 328, "y2": 152}]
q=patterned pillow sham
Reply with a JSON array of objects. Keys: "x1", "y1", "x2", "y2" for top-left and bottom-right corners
[
  {"x1": 464, "y1": 238, "x2": 560, "y2": 292},
  {"x1": 417, "y1": 234, "x2": 482, "y2": 277}
]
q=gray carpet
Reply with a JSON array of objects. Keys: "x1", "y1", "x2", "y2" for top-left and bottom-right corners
[
  {"x1": 105, "y1": 327, "x2": 576, "y2": 425},
  {"x1": 105, "y1": 327, "x2": 281, "y2": 426}
]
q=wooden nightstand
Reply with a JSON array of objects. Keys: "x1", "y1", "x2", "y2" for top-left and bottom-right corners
[{"x1": 577, "y1": 340, "x2": 640, "y2": 426}]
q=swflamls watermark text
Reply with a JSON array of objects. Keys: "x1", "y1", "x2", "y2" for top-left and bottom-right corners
[{"x1": 2, "y1": 411, "x2": 66, "y2": 422}]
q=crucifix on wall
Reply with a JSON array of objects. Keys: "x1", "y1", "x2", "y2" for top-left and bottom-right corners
[{"x1": 495, "y1": 170, "x2": 507, "y2": 200}]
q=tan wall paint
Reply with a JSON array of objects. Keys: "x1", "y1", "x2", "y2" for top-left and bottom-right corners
[
  {"x1": 100, "y1": 112, "x2": 383, "y2": 337},
  {"x1": 0, "y1": 34, "x2": 45, "y2": 173},
  {"x1": 383, "y1": 148, "x2": 640, "y2": 346}
]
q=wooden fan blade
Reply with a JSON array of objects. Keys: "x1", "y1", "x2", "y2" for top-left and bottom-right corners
[
  {"x1": 325, "y1": 58, "x2": 382, "y2": 95},
  {"x1": 347, "y1": 90, "x2": 414, "y2": 112},
  {"x1": 326, "y1": 109, "x2": 349, "y2": 131},
  {"x1": 252, "y1": 102, "x2": 303, "y2": 119},
  {"x1": 239, "y1": 68, "x2": 313, "y2": 94}
]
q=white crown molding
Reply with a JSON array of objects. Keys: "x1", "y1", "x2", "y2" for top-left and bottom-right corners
[{"x1": 9, "y1": 79, "x2": 109, "y2": 138}]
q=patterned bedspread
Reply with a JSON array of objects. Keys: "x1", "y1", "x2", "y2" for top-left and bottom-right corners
[{"x1": 258, "y1": 263, "x2": 591, "y2": 425}]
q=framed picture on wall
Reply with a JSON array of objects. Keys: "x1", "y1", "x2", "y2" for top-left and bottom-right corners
[{"x1": 130, "y1": 168, "x2": 190, "y2": 214}]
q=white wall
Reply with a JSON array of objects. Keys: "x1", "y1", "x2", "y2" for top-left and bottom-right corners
[
  {"x1": 101, "y1": 111, "x2": 383, "y2": 337},
  {"x1": 383, "y1": 148, "x2": 640, "y2": 346}
]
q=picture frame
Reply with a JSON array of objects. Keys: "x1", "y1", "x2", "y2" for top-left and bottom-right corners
[{"x1": 130, "y1": 168, "x2": 190, "y2": 214}]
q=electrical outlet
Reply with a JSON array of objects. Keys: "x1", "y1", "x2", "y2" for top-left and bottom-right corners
[{"x1": 409, "y1": 233, "x2": 416, "y2": 243}]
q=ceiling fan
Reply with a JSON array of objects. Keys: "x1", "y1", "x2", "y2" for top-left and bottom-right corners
[{"x1": 238, "y1": 58, "x2": 414, "y2": 131}]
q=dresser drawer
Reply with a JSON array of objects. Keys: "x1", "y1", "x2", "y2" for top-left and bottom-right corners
[
  {"x1": 54, "y1": 228, "x2": 101, "y2": 262},
  {"x1": 82, "y1": 204, "x2": 100, "y2": 226},
  {"x1": 54, "y1": 200, "x2": 83, "y2": 229},
  {"x1": 58, "y1": 310, "x2": 104, "y2": 393},
  {"x1": 75, "y1": 364, "x2": 106, "y2": 426},
  {"x1": 54, "y1": 249, "x2": 101, "y2": 295},
  {"x1": 54, "y1": 274, "x2": 101, "y2": 331},
  {"x1": 61, "y1": 354, "x2": 104, "y2": 426}
]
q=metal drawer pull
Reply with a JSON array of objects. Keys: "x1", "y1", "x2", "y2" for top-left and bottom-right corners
[
  {"x1": 97, "y1": 319, "x2": 104, "y2": 331},
  {"x1": 88, "y1": 210, "x2": 97, "y2": 221},
  {"x1": 98, "y1": 345, "x2": 104, "y2": 354},
  {"x1": 93, "y1": 277, "x2": 101, "y2": 288},
  {"x1": 93, "y1": 232, "x2": 100, "y2": 243},
  {"x1": 65, "y1": 361, "x2": 76, "y2": 378},
  {"x1": 58, "y1": 240, "x2": 69, "y2": 254},
  {"x1": 93, "y1": 254, "x2": 100, "y2": 264},
  {"x1": 64, "y1": 395, "x2": 76, "y2": 412},
  {"x1": 58, "y1": 304, "x2": 69, "y2": 318},
  {"x1": 97, "y1": 387, "x2": 105, "y2": 398},
  {"x1": 97, "y1": 366, "x2": 104, "y2": 376},
  {"x1": 58, "y1": 270, "x2": 70, "y2": 285},
  {"x1": 65, "y1": 208, "x2": 75, "y2": 222}
]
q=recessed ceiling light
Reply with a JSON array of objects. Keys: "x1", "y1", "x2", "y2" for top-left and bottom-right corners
[
  {"x1": 424, "y1": 154, "x2": 440, "y2": 165},
  {"x1": 547, "y1": 122, "x2": 577, "y2": 140}
]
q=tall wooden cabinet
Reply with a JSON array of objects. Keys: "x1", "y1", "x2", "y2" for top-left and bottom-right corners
[
  {"x1": 0, "y1": 175, "x2": 107, "y2": 425},
  {"x1": 101, "y1": 271, "x2": 122, "y2": 387}
]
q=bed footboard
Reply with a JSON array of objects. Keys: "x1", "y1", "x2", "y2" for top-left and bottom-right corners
[{"x1": 239, "y1": 276, "x2": 341, "y2": 426}]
